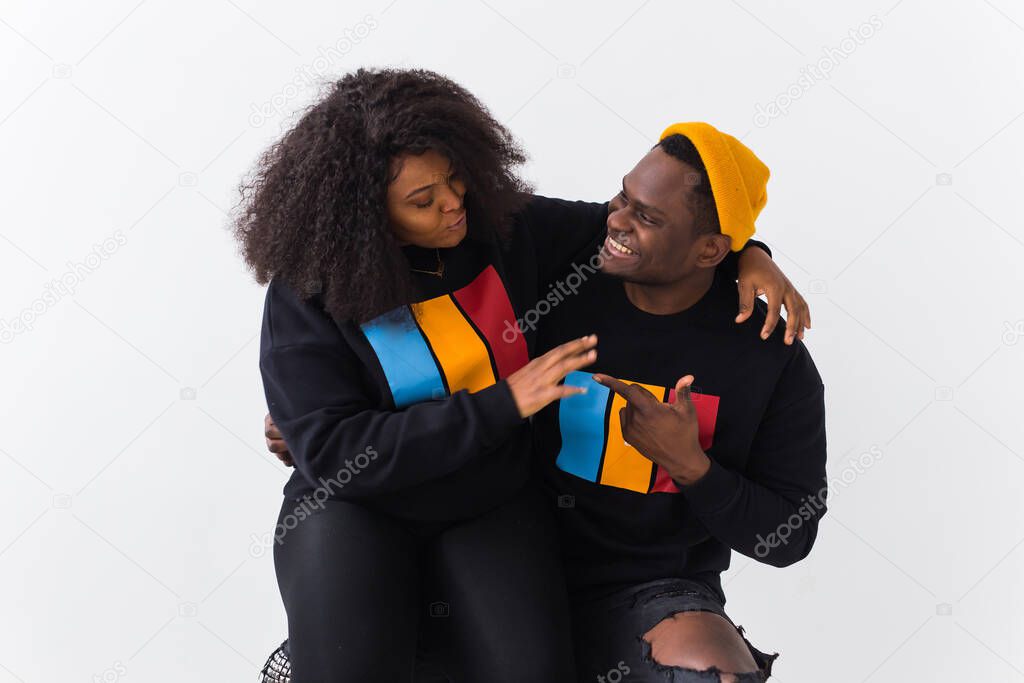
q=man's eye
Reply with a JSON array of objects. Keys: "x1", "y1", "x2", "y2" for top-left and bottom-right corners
[{"x1": 638, "y1": 211, "x2": 652, "y2": 223}]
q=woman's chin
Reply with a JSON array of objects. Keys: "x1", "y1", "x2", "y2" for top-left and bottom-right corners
[{"x1": 438, "y1": 224, "x2": 468, "y2": 247}]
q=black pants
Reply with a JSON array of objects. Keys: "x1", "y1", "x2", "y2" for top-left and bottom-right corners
[{"x1": 274, "y1": 484, "x2": 575, "y2": 682}]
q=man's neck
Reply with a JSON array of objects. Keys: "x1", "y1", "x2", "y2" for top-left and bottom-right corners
[{"x1": 622, "y1": 269, "x2": 714, "y2": 315}]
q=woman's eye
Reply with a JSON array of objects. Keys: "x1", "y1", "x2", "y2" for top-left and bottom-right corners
[{"x1": 414, "y1": 199, "x2": 434, "y2": 209}]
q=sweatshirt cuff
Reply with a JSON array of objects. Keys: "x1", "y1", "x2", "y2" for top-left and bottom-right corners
[
  {"x1": 472, "y1": 380, "x2": 525, "y2": 449},
  {"x1": 677, "y1": 458, "x2": 742, "y2": 515}
]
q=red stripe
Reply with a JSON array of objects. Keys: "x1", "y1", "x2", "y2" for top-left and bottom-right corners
[
  {"x1": 668, "y1": 388, "x2": 719, "y2": 450},
  {"x1": 651, "y1": 466, "x2": 678, "y2": 493},
  {"x1": 652, "y1": 389, "x2": 721, "y2": 493},
  {"x1": 452, "y1": 266, "x2": 529, "y2": 379}
]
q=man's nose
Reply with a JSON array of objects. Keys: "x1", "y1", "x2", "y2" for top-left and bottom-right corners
[{"x1": 606, "y1": 207, "x2": 632, "y2": 234}]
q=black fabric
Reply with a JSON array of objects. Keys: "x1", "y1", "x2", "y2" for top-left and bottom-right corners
[
  {"x1": 533, "y1": 232, "x2": 827, "y2": 601},
  {"x1": 273, "y1": 483, "x2": 575, "y2": 683}
]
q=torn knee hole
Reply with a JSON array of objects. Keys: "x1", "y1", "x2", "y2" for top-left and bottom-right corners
[{"x1": 642, "y1": 611, "x2": 760, "y2": 679}]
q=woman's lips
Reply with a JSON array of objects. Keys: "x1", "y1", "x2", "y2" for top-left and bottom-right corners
[{"x1": 445, "y1": 212, "x2": 466, "y2": 230}]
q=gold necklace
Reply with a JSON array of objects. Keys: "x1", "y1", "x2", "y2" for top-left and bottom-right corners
[{"x1": 410, "y1": 248, "x2": 444, "y2": 278}]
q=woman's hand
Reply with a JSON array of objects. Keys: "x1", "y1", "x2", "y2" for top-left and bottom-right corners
[
  {"x1": 735, "y1": 246, "x2": 811, "y2": 345},
  {"x1": 264, "y1": 413, "x2": 294, "y2": 467},
  {"x1": 506, "y1": 335, "x2": 599, "y2": 418}
]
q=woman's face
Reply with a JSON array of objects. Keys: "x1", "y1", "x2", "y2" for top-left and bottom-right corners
[{"x1": 386, "y1": 149, "x2": 468, "y2": 249}]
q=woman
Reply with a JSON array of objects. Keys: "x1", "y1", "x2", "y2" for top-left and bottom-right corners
[{"x1": 236, "y1": 67, "x2": 809, "y2": 682}]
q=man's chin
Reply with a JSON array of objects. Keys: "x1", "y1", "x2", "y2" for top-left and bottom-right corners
[{"x1": 599, "y1": 249, "x2": 640, "y2": 279}]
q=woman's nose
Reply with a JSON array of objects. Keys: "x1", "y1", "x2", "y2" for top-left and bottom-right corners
[{"x1": 438, "y1": 183, "x2": 463, "y2": 212}]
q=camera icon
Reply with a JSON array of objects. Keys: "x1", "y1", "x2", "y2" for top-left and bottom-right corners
[
  {"x1": 1002, "y1": 320, "x2": 1024, "y2": 346},
  {"x1": 556, "y1": 63, "x2": 576, "y2": 79},
  {"x1": 52, "y1": 63, "x2": 72, "y2": 79},
  {"x1": 935, "y1": 603, "x2": 952, "y2": 616},
  {"x1": 178, "y1": 602, "x2": 198, "y2": 618},
  {"x1": 934, "y1": 386, "x2": 953, "y2": 402},
  {"x1": 52, "y1": 493, "x2": 72, "y2": 509},
  {"x1": 428, "y1": 601, "x2": 450, "y2": 618},
  {"x1": 178, "y1": 172, "x2": 198, "y2": 187},
  {"x1": 248, "y1": 533, "x2": 269, "y2": 559},
  {"x1": 809, "y1": 279, "x2": 828, "y2": 294},
  {"x1": 935, "y1": 173, "x2": 952, "y2": 186},
  {"x1": 179, "y1": 387, "x2": 197, "y2": 400},
  {"x1": 557, "y1": 494, "x2": 575, "y2": 509}
]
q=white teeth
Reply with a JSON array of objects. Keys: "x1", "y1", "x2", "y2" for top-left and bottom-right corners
[{"x1": 608, "y1": 236, "x2": 636, "y2": 255}]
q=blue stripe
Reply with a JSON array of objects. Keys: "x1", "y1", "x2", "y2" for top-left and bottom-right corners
[
  {"x1": 555, "y1": 371, "x2": 610, "y2": 482},
  {"x1": 361, "y1": 311, "x2": 445, "y2": 408}
]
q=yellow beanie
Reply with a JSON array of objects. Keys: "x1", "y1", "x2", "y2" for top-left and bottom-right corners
[{"x1": 658, "y1": 122, "x2": 769, "y2": 251}]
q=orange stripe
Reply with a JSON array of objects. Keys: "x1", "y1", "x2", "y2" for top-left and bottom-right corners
[
  {"x1": 415, "y1": 294, "x2": 496, "y2": 394},
  {"x1": 599, "y1": 380, "x2": 664, "y2": 493}
]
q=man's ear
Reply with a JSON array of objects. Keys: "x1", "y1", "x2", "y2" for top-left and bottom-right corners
[{"x1": 695, "y1": 233, "x2": 733, "y2": 269}]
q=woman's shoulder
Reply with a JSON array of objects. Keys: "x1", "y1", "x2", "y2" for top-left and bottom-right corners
[{"x1": 262, "y1": 278, "x2": 346, "y2": 351}]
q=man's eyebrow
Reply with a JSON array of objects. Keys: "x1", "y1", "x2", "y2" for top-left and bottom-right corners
[{"x1": 621, "y1": 177, "x2": 666, "y2": 217}]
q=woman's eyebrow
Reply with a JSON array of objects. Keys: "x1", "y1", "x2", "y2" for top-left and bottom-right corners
[{"x1": 404, "y1": 184, "x2": 434, "y2": 200}]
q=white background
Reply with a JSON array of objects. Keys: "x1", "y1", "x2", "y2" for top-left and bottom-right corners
[{"x1": 2, "y1": 1, "x2": 1023, "y2": 681}]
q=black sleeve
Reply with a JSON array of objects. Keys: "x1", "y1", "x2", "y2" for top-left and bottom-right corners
[
  {"x1": 678, "y1": 343, "x2": 827, "y2": 567},
  {"x1": 519, "y1": 194, "x2": 773, "y2": 285},
  {"x1": 518, "y1": 195, "x2": 609, "y2": 287},
  {"x1": 717, "y1": 239, "x2": 773, "y2": 283},
  {"x1": 259, "y1": 280, "x2": 525, "y2": 498}
]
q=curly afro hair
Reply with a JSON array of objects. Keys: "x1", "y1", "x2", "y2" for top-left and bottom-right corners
[{"x1": 233, "y1": 67, "x2": 532, "y2": 323}]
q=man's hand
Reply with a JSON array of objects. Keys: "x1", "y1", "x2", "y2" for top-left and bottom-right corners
[
  {"x1": 592, "y1": 374, "x2": 710, "y2": 486},
  {"x1": 735, "y1": 246, "x2": 811, "y2": 345},
  {"x1": 264, "y1": 413, "x2": 294, "y2": 467}
]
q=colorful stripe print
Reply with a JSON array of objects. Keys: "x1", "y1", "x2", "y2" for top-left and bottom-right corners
[
  {"x1": 360, "y1": 265, "x2": 528, "y2": 408},
  {"x1": 556, "y1": 371, "x2": 720, "y2": 494}
]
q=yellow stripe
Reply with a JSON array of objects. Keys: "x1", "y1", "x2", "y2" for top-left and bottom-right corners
[
  {"x1": 599, "y1": 381, "x2": 663, "y2": 493},
  {"x1": 415, "y1": 295, "x2": 496, "y2": 394}
]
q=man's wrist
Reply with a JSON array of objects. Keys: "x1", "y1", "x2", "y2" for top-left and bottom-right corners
[{"x1": 669, "y1": 450, "x2": 712, "y2": 487}]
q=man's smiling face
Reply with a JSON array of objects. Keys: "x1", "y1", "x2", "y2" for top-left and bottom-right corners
[{"x1": 600, "y1": 146, "x2": 724, "y2": 285}]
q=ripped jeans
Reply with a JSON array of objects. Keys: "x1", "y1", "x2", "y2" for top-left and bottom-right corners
[{"x1": 571, "y1": 578, "x2": 778, "y2": 682}]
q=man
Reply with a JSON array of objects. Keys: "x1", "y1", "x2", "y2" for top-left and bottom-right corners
[
  {"x1": 531, "y1": 122, "x2": 826, "y2": 681},
  {"x1": 262, "y1": 123, "x2": 825, "y2": 682}
]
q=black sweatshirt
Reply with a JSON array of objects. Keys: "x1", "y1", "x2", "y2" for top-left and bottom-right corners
[
  {"x1": 259, "y1": 196, "x2": 754, "y2": 522},
  {"x1": 533, "y1": 233, "x2": 827, "y2": 601}
]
